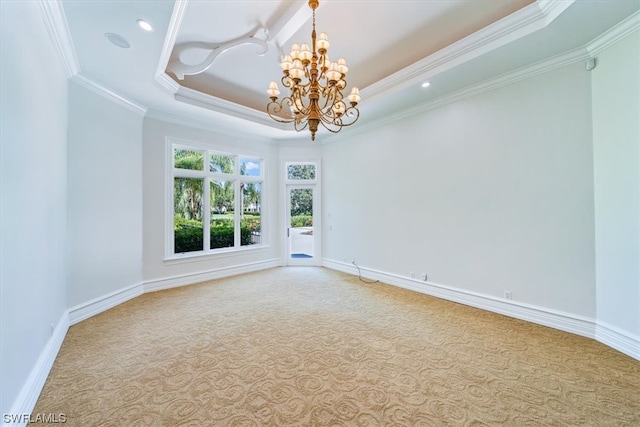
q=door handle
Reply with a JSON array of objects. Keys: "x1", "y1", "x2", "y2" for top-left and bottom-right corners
[{"x1": 287, "y1": 228, "x2": 290, "y2": 237}]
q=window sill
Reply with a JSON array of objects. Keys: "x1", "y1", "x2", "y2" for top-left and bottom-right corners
[{"x1": 163, "y1": 244, "x2": 269, "y2": 265}]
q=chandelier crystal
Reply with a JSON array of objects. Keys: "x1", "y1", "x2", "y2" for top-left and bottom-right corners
[{"x1": 266, "y1": 0, "x2": 360, "y2": 141}]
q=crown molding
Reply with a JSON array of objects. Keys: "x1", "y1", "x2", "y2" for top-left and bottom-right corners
[
  {"x1": 156, "y1": 72, "x2": 182, "y2": 94},
  {"x1": 586, "y1": 10, "x2": 640, "y2": 56},
  {"x1": 405, "y1": 46, "x2": 590, "y2": 118},
  {"x1": 174, "y1": 86, "x2": 289, "y2": 130},
  {"x1": 361, "y1": 0, "x2": 574, "y2": 102},
  {"x1": 145, "y1": 109, "x2": 274, "y2": 140},
  {"x1": 145, "y1": 109, "x2": 232, "y2": 134},
  {"x1": 154, "y1": 0, "x2": 188, "y2": 94},
  {"x1": 39, "y1": 0, "x2": 80, "y2": 78},
  {"x1": 326, "y1": 45, "x2": 590, "y2": 144},
  {"x1": 71, "y1": 74, "x2": 147, "y2": 115}
]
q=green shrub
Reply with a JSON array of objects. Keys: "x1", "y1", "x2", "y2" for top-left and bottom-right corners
[
  {"x1": 210, "y1": 224, "x2": 234, "y2": 248},
  {"x1": 241, "y1": 215, "x2": 261, "y2": 233},
  {"x1": 291, "y1": 214, "x2": 313, "y2": 227},
  {"x1": 174, "y1": 217, "x2": 203, "y2": 253},
  {"x1": 174, "y1": 217, "x2": 254, "y2": 252}
]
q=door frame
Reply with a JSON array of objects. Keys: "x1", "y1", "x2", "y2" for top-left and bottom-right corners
[{"x1": 283, "y1": 161, "x2": 321, "y2": 266}]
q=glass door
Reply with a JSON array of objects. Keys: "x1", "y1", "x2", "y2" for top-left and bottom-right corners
[{"x1": 287, "y1": 185, "x2": 318, "y2": 265}]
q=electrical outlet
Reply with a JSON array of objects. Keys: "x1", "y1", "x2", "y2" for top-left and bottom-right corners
[
  {"x1": 50, "y1": 323, "x2": 55, "y2": 335},
  {"x1": 410, "y1": 272, "x2": 415, "y2": 279},
  {"x1": 421, "y1": 273, "x2": 428, "y2": 281},
  {"x1": 504, "y1": 291, "x2": 512, "y2": 300}
]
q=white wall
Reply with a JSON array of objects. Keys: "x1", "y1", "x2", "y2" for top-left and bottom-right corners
[
  {"x1": 322, "y1": 62, "x2": 596, "y2": 318},
  {"x1": 0, "y1": 1, "x2": 69, "y2": 414},
  {"x1": 66, "y1": 82, "x2": 144, "y2": 307},
  {"x1": 142, "y1": 118, "x2": 281, "y2": 287},
  {"x1": 592, "y1": 29, "x2": 640, "y2": 338}
]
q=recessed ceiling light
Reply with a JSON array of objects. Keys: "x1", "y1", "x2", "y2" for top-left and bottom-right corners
[
  {"x1": 137, "y1": 19, "x2": 154, "y2": 32},
  {"x1": 105, "y1": 33, "x2": 131, "y2": 49},
  {"x1": 421, "y1": 81, "x2": 431, "y2": 88}
]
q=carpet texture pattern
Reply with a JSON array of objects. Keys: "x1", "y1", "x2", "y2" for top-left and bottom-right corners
[{"x1": 34, "y1": 267, "x2": 640, "y2": 426}]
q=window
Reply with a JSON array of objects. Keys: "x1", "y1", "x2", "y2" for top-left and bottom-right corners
[
  {"x1": 287, "y1": 163, "x2": 316, "y2": 181},
  {"x1": 171, "y1": 144, "x2": 264, "y2": 256}
]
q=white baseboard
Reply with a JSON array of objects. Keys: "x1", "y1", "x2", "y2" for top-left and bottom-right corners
[
  {"x1": 143, "y1": 258, "x2": 281, "y2": 293},
  {"x1": 4, "y1": 312, "x2": 70, "y2": 427},
  {"x1": 323, "y1": 259, "x2": 597, "y2": 339},
  {"x1": 68, "y1": 282, "x2": 144, "y2": 325},
  {"x1": 324, "y1": 259, "x2": 640, "y2": 361},
  {"x1": 596, "y1": 321, "x2": 640, "y2": 361}
]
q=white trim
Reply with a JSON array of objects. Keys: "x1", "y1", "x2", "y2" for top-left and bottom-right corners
[
  {"x1": 154, "y1": 0, "x2": 188, "y2": 94},
  {"x1": 361, "y1": 0, "x2": 574, "y2": 102},
  {"x1": 145, "y1": 110, "x2": 268, "y2": 141},
  {"x1": 323, "y1": 258, "x2": 597, "y2": 340},
  {"x1": 587, "y1": 10, "x2": 640, "y2": 57},
  {"x1": 67, "y1": 282, "x2": 144, "y2": 325},
  {"x1": 143, "y1": 258, "x2": 280, "y2": 293},
  {"x1": 596, "y1": 322, "x2": 640, "y2": 361},
  {"x1": 323, "y1": 46, "x2": 590, "y2": 144},
  {"x1": 39, "y1": 0, "x2": 80, "y2": 78},
  {"x1": 5, "y1": 311, "x2": 70, "y2": 427},
  {"x1": 71, "y1": 74, "x2": 147, "y2": 115},
  {"x1": 155, "y1": 72, "x2": 181, "y2": 94},
  {"x1": 397, "y1": 46, "x2": 589, "y2": 122},
  {"x1": 165, "y1": 137, "x2": 174, "y2": 257},
  {"x1": 174, "y1": 86, "x2": 288, "y2": 130}
]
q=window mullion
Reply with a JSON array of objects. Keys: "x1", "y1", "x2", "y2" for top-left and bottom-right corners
[
  {"x1": 203, "y1": 176, "x2": 211, "y2": 251},
  {"x1": 235, "y1": 179, "x2": 241, "y2": 247}
]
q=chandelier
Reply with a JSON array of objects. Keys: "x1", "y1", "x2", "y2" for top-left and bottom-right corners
[{"x1": 266, "y1": 0, "x2": 361, "y2": 141}]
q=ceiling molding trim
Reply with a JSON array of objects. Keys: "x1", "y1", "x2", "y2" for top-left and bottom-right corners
[
  {"x1": 586, "y1": 10, "x2": 640, "y2": 57},
  {"x1": 154, "y1": 0, "x2": 189, "y2": 94},
  {"x1": 38, "y1": 0, "x2": 80, "y2": 78},
  {"x1": 168, "y1": 27, "x2": 268, "y2": 80},
  {"x1": 145, "y1": 109, "x2": 271, "y2": 140},
  {"x1": 174, "y1": 87, "x2": 289, "y2": 130},
  {"x1": 361, "y1": 0, "x2": 574, "y2": 103},
  {"x1": 536, "y1": 0, "x2": 576, "y2": 25},
  {"x1": 323, "y1": 45, "x2": 589, "y2": 145},
  {"x1": 156, "y1": 73, "x2": 181, "y2": 94},
  {"x1": 268, "y1": 0, "x2": 311, "y2": 49},
  {"x1": 71, "y1": 74, "x2": 147, "y2": 115}
]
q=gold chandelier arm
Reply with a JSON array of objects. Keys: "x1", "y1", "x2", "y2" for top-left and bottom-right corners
[
  {"x1": 293, "y1": 118, "x2": 310, "y2": 132},
  {"x1": 266, "y1": 98, "x2": 297, "y2": 124},
  {"x1": 318, "y1": 105, "x2": 360, "y2": 128},
  {"x1": 317, "y1": 84, "x2": 341, "y2": 113},
  {"x1": 291, "y1": 91, "x2": 312, "y2": 117}
]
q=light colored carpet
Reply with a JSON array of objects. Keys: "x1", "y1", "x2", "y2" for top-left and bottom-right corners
[{"x1": 34, "y1": 267, "x2": 640, "y2": 426}]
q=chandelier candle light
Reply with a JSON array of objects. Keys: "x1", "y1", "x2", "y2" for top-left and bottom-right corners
[{"x1": 266, "y1": 0, "x2": 361, "y2": 141}]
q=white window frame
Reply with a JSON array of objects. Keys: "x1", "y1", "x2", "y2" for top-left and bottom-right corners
[{"x1": 165, "y1": 138, "x2": 266, "y2": 261}]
